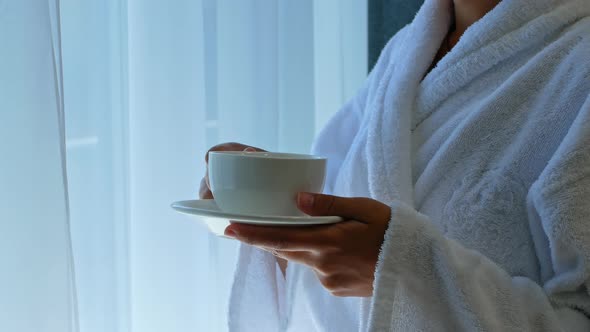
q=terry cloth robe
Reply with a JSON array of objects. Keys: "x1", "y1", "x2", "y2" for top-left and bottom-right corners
[{"x1": 228, "y1": 0, "x2": 590, "y2": 331}]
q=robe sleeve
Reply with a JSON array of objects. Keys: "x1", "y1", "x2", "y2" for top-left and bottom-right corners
[{"x1": 369, "y1": 96, "x2": 590, "y2": 331}]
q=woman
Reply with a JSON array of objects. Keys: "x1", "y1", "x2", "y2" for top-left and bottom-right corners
[{"x1": 200, "y1": 0, "x2": 590, "y2": 330}]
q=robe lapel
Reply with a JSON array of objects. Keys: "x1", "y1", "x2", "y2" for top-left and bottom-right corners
[
  {"x1": 366, "y1": 0, "x2": 451, "y2": 206},
  {"x1": 414, "y1": 0, "x2": 590, "y2": 129}
]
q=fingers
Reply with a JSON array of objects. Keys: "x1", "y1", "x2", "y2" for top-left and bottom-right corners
[
  {"x1": 316, "y1": 272, "x2": 371, "y2": 297},
  {"x1": 198, "y1": 177, "x2": 213, "y2": 199},
  {"x1": 297, "y1": 193, "x2": 390, "y2": 224},
  {"x1": 264, "y1": 250, "x2": 337, "y2": 279},
  {"x1": 200, "y1": 142, "x2": 264, "y2": 199},
  {"x1": 268, "y1": 250, "x2": 371, "y2": 296},
  {"x1": 224, "y1": 223, "x2": 333, "y2": 252},
  {"x1": 269, "y1": 250, "x2": 311, "y2": 265},
  {"x1": 205, "y1": 142, "x2": 264, "y2": 163}
]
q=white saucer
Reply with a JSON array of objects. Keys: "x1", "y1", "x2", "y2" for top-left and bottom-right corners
[{"x1": 171, "y1": 199, "x2": 342, "y2": 236}]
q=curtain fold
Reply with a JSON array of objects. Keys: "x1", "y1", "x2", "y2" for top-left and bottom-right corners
[
  {"x1": 128, "y1": 0, "x2": 215, "y2": 330},
  {"x1": 60, "y1": 0, "x2": 130, "y2": 331},
  {"x1": 0, "y1": 0, "x2": 77, "y2": 331},
  {"x1": 1, "y1": 1, "x2": 366, "y2": 331}
]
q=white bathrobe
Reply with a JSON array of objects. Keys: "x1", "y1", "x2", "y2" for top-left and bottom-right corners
[{"x1": 228, "y1": 0, "x2": 590, "y2": 331}]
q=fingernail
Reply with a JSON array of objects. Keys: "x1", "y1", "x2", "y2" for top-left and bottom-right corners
[
  {"x1": 298, "y1": 192, "x2": 315, "y2": 209},
  {"x1": 243, "y1": 147, "x2": 256, "y2": 152},
  {"x1": 224, "y1": 228, "x2": 237, "y2": 238}
]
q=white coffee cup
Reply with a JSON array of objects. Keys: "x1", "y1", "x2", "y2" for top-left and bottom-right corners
[{"x1": 208, "y1": 151, "x2": 327, "y2": 216}]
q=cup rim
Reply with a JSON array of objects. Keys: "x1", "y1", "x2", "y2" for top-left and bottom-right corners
[{"x1": 209, "y1": 151, "x2": 326, "y2": 160}]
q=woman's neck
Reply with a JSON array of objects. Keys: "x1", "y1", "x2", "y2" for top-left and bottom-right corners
[
  {"x1": 450, "y1": 0, "x2": 500, "y2": 45},
  {"x1": 426, "y1": 0, "x2": 500, "y2": 76}
]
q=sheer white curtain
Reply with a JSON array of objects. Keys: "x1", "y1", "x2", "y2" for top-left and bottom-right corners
[
  {"x1": 1, "y1": 0, "x2": 366, "y2": 331},
  {"x1": 0, "y1": 0, "x2": 75, "y2": 331}
]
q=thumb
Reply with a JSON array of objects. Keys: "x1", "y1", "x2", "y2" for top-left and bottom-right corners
[{"x1": 297, "y1": 192, "x2": 390, "y2": 224}]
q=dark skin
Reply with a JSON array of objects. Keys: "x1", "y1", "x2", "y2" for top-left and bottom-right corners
[
  {"x1": 226, "y1": 192, "x2": 390, "y2": 297},
  {"x1": 429, "y1": 0, "x2": 501, "y2": 74},
  {"x1": 199, "y1": 1, "x2": 501, "y2": 297}
]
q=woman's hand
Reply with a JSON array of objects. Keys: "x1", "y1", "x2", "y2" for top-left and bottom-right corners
[
  {"x1": 199, "y1": 143, "x2": 290, "y2": 274},
  {"x1": 224, "y1": 193, "x2": 391, "y2": 297},
  {"x1": 198, "y1": 142, "x2": 264, "y2": 199}
]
